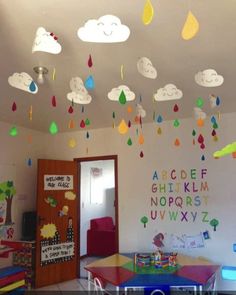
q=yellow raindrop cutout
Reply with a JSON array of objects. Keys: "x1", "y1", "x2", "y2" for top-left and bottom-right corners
[
  {"x1": 118, "y1": 119, "x2": 128, "y2": 134},
  {"x1": 120, "y1": 64, "x2": 124, "y2": 80},
  {"x1": 142, "y1": 0, "x2": 154, "y2": 25},
  {"x1": 68, "y1": 138, "x2": 76, "y2": 148},
  {"x1": 157, "y1": 127, "x2": 162, "y2": 135},
  {"x1": 174, "y1": 138, "x2": 180, "y2": 146},
  {"x1": 139, "y1": 134, "x2": 145, "y2": 145},
  {"x1": 181, "y1": 11, "x2": 199, "y2": 40},
  {"x1": 213, "y1": 135, "x2": 218, "y2": 142}
]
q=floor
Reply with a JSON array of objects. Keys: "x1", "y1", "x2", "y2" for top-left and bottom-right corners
[{"x1": 35, "y1": 256, "x2": 116, "y2": 292}]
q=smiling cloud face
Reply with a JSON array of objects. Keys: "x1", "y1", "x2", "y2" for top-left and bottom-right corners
[
  {"x1": 8, "y1": 72, "x2": 38, "y2": 94},
  {"x1": 195, "y1": 69, "x2": 224, "y2": 87},
  {"x1": 154, "y1": 84, "x2": 183, "y2": 101},
  {"x1": 108, "y1": 85, "x2": 135, "y2": 101},
  {"x1": 67, "y1": 77, "x2": 92, "y2": 104},
  {"x1": 32, "y1": 27, "x2": 62, "y2": 54},
  {"x1": 137, "y1": 57, "x2": 157, "y2": 79},
  {"x1": 77, "y1": 15, "x2": 130, "y2": 43}
]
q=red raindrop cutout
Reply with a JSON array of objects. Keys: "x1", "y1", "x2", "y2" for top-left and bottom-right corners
[
  {"x1": 80, "y1": 119, "x2": 85, "y2": 128},
  {"x1": 211, "y1": 129, "x2": 216, "y2": 136},
  {"x1": 128, "y1": 120, "x2": 131, "y2": 128},
  {"x1": 68, "y1": 106, "x2": 74, "y2": 114},
  {"x1": 140, "y1": 151, "x2": 144, "y2": 158},
  {"x1": 197, "y1": 134, "x2": 204, "y2": 144},
  {"x1": 52, "y1": 95, "x2": 56, "y2": 107},
  {"x1": 200, "y1": 143, "x2": 205, "y2": 149},
  {"x1": 12, "y1": 102, "x2": 17, "y2": 112},
  {"x1": 88, "y1": 54, "x2": 93, "y2": 68},
  {"x1": 173, "y1": 104, "x2": 179, "y2": 112}
]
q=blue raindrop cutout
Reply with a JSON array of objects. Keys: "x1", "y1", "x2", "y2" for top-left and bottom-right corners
[
  {"x1": 29, "y1": 81, "x2": 36, "y2": 92},
  {"x1": 216, "y1": 96, "x2": 221, "y2": 106},
  {"x1": 211, "y1": 116, "x2": 216, "y2": 124},
  {"x1": 156, "y1": 115, "x2": 163, "y2": 123},
  {"x1": 201, "y1": 155, "x2": 205, "y2": 161},
  {"x1": 27, "y1": 158, "x2": 32, "y2": 166},
  {"x1": 85, "y1": 75, "x2": 95, "y2": 90}
]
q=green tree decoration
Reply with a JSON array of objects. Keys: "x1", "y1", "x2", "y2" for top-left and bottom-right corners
[
  {"x1": 141, "y1": 216, "x2": 148, "y2": 228},
  {"x1": 0, "y1": 181, "x2": 16, "y2": 225},
  {"x1": 210, "y1": 218, "x2": 219, "y2": 231}
]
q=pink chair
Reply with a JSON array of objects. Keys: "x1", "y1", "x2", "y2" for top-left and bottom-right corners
[{"x1": 87, "y1": 216, "x2": 116, "y2": 256}]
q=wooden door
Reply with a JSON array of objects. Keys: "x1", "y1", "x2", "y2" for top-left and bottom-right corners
[{"x1": 35, "y1": 159, "x2": 78, "y2": 288}]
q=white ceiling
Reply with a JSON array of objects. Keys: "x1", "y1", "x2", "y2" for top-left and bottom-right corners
[{"x1": 1, "y1": 0, "x2": 236, "y2": 133}]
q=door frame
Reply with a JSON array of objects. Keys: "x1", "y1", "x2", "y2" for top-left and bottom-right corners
[{"x1": 75, "y1": 154, "x2": 119, "y2": 275}]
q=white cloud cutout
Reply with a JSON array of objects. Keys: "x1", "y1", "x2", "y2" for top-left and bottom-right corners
[
  {"x1": 67, "y1": 77, "x2": 92, "y2": 104},
  {"x1": 77, "y1": 15, "x2": 130, "y2": 43},
  {"x1": 195, "y1": 69, "x2": 224, "y2": 87},
  {"x1": 8, "y1": 72, "x2": 38, "y2": 94},
  {"x1": 154, "y1": 84, "x2": 183, "y2": 101},
  {"x1": 136, "y1": 104, "x2": 146, "y2": 118},
  {"x1": 32, "y1": 27, "x2": 62, "y2": 54},
  {"x1": 137, "y1": 57, "x2": 157, "y2": 79},
  {"x1": 108, "y1": 85, "x2": 135, "y2": 101},
  {"x1": 194, "y1": 107, "x2": 206, "y2": 120}
]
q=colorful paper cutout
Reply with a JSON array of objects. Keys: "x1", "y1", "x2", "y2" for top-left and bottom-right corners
[
  {"x1": 29, "y1": 105, "x2": 33, "y2": 121},
  {"x1": 197, "y1": 118, "x2": 204, "y2": 127},
  {"x1": 213, "y1": 142, "x2": 236, "y2": 158},
  {"x1": 173, "y1": 104, "x2": 179, "y2": 112},
  {"x1": 68, "y1": 119, "x2": 75, "y2": 129},
  {"x1": 49, "y1": 121, "x2": 58, "y2": 135},
  {"x1": 67, "y1": 77, "x2": 92, "y2": 104},
  {"x1": 201, "y1": 155, "x2": 205, "y2": 161},
  {"x1": 118, "y1": 119, "x2": 128, "y2": 134},
  {"x1": 52, "y1": 68, "x2": 56, "y2": 80},
  {"x1": 154, "y1": 84, "x2": 183, "y2": 101},
  {"x1": 195, "y1": 69, "x2": 224, "y2": 87},
  {"x1": 85, "y1": 75, "x2": 95, "y2": 90},
  {"x1": 27, "y1": 158, "x2": 32, "y2": 166},
  {"x1": 173, "y1": 119, "x2": 180, "y2": 127},
  {"x1": 156, "y1": 115, "x2": 163, "y2": 123},
  {"x1": 157, "y1": 127, "x2": 162, "y2": 135},
  {"x1": 108, "y1": 85, "x2": 135, "y2": 102},
  {"x1": 194, "y1": 107, "x2": 206, "y2": 120},
  {"x1": 140, "y1": 216, "x2": 148, "y2": 228},
  {"x1": 142, "y1": 0, "x2": 154, "y2": 25},
  {"x1": 203, "y1": 230, "x2": 210, "y2": 239},
  {"x1": 77, "y1": 15, "x2": 130, "y2": 43},
  {"x1": 68, "y1": 138, "x2": 76, "y2": 148},
  {"x1": 153, "y1": 233, "x2": 164, "y2": 248},
  {"x1": 137, "y1": 57, "x2": 157, "y2": 79},
  {"x1": 181, "y1": 11, "x2": 199, "y2": 40},
  {"x1": 80, "y1": 120, "x2": 85, "y2": 128},
  {"x1": 174, "y1": 138, "x2": 180, "y2": 146},
  {"x1": 196, "y1": 97, "x2": 204, "y2": 107},
  {"x1": 32, "y1": 27, "x2": 62, "y2": 54},
  {"x1": 140, "y1": 151, "x2": 144, "y2": 158},
  {"x1": 139, "y1": 134, "x2": 144, "y2": 145},
  {"x1": 88, "y1": 54, "x2": 93, "y2": 67},
  {"x1": 9, "y1": 126, "x2": 18, "y2": 137},
  {"x1": 127, "y1": 106, "x2": 132, "y2": 113},
  {"x1": 52, "y1": 95, "x2": 56, "y2": 107},
  {"x1": 8, "y1": 72, "x2": 38, "y2": 94},
  {"x1": 210, "y1": 94, "x2": 221, "y2": 108},
  {"x1": 58, "y1": 205, "x2": 69, "y2": 217},
  {"x1": 121, "y1": 64, "x2": 124, "y2": 80},
  {"x1": 68, "y1": 105, "x2": 74, "y2": 114},
  {"x1": 119, "y1": 90, "x2": 127, "y2": 104},
  {"x1": 127, "y1": 137, "x2": 132, "y2": 146},
  {"x1": 12, "y1": 102, "x2": 17, "y2": 112},
  {"x1": 40, "y1": 223, "x2": 57, "y2": 238},
  {"x1": 136, "y1": 104, "x2": 146, "y2": 118},
  {"x1": 65, "y1": 191, "x2": 76, "y2": 201},
  {"x1": 44, "y1": 196, "x2": 57, "y2": 207},
  {"x1": 210, "y1": 218, "x2": 219, "y2": 231}
]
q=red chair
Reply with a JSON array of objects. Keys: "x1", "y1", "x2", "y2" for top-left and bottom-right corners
[{"x1": 87, "y1": 216, "x2": 116, "y2": 256}]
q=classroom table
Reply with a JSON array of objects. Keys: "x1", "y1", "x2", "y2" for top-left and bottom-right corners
[{"x1": 84, "y1": 253, "x2": 220, "y2": 294}]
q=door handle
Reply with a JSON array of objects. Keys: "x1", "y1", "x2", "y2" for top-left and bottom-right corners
[{"x1": 37, "y1": 215, "x2": 45, "y2": 225}]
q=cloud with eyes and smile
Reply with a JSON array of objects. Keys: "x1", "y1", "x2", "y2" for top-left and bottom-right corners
[
  {"x1": 195, "y1": 69, "x2": 224, "y2": 87},
  {"x1": 154, "y1": 84, "x2": 183, "y2": 101},
  {"x1": 137, "y1": 57, "x2": 157, "y2": 79},
  {"x1": 8, "y1": 72, "x2": 38, "y2": 94},
  {"x1": 32, "y1": 27, "x2": 62, "y2": 54},
  {"x1": 77, "y1": 15, "x2": 130, "y2": 43},
  {"x1": 67, "y1": 77, "x2": 92, "y2": 104}
]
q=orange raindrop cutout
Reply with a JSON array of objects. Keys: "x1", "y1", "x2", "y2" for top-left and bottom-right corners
[
  {"x1": 139, "y1": 134, "x2": 144, "y2": 145},
  {"x1": 27, "y1": 134, "x2": 32, "y2": 144},
  {"x1": 192, "y1": 139, "x2": 195, "y2": 145},
  {"x1": 197, "y1": 118, "x2": 204, "y2": 127},
  {"x1": 157, "y1": 127, "x2": 162, "y2": 135},
  {"x1": 134, "y1": 115, "x2": 140, "y2": 123},
  {"x1": 68, "y1": 119, "x2": 75, "y2": 129},
  {"x1": 127, "y1": 106, "x2": 133, "y2": 113},
  {"x1": 80, "y1": 119, "x2": 85, "y2": 128},
  {"x1": 174, "y1": 138, "x2": 180, "y2": 146},
  {"x1": 140, "y1": 151, "x2": 144, "y2": 158},
  {"x1": 29, "y1": 105, "x2": 33, "y2": 121}
]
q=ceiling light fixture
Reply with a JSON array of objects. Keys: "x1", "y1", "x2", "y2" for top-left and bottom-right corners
[{"x1": 33, "y1": 66, "x2": 48, "y2": 84}]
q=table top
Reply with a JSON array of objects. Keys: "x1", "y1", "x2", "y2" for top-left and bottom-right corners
[{"x1": 85, "y1": 253, "x2": 220, "y2": 288}]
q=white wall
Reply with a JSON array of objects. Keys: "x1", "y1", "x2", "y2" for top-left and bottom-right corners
[{"x1": 1, "y1": 112, "x2": 236, "y2": 290}]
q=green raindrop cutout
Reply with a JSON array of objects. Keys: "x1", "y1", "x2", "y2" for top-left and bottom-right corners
[
  {"x1": 173, "y1": 119, "x2": 180, "y2": 127},
  {"x1": 119, "y1": 90, "x2": 127, "y2": 105},
  {"x1": 192, "y1": 129, "x2": 196, "y2": 136},
  {"x1": 196, "y1": 97, "x2": 204, "y2": 108},
  {"x1": 9, "y1": 126, "x2": 18, "y2": 137},
  {"x1": 127, "y1": 137, "x2": 132, "y2": 146},
  {"x1": 85, "y1": 118, "x2": 90, "y2": 126},
  {"x1": 49, "y1": 121, "x2": 58, "y2": 135}
]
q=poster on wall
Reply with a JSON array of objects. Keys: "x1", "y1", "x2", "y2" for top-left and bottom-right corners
[{"x1": 44, "y1": 175, "x2": 73, "y2": 190}]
